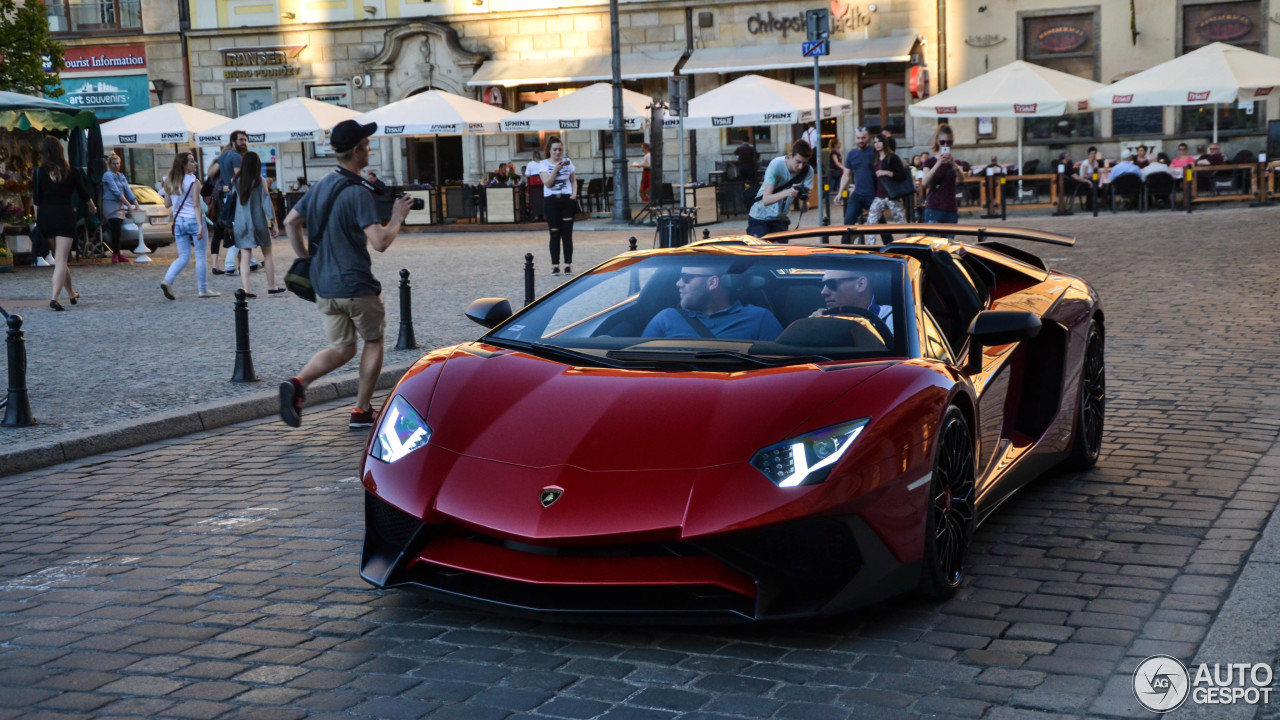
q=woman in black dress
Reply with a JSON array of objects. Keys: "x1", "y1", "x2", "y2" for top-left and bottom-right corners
[{"x1": 34, "y1": 136, "x2": 96, "y2": 311}]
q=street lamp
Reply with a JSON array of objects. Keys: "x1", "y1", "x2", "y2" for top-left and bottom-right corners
[{"x1": 149, "y1": 78, "x2": 168, "y2": 105}]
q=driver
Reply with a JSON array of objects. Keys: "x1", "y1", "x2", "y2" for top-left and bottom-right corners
[
  {"x1": 812, "y1": 269, "x2": 894, "y2": 336},
  {"x1": 643, "y1": 265, "x2": 783, "y2": 341}
]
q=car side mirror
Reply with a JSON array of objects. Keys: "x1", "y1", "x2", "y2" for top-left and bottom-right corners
[
  {"x1": 967, "y1": 310, "x2": 1041, "y2": 373},
  {"x1": 465, "y1": 297, "x2": 513, "y2": 329}
]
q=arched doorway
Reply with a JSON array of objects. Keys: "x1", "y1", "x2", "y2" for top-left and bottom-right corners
[{"x1": 404, "y1": 87, "x2": 465, "y2": 185}]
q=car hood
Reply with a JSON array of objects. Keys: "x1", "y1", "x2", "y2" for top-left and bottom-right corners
[{"x1": 422, "y1": 346, "x2": 891, "y2": 473}]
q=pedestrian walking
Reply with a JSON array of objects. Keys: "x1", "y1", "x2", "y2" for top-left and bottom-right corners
[
  {"x1": 34, "y1": 136, "x2": 96, "y2": 311},
  {"x1": 866, "y1": 135, "x2": 909, "y2": 244},
  {"x1": 231, "y1": 151, "x2": 283, "y2": 298},
  {"x1": 159, "y1": 152, "x2": 218, "y2": 300},
  {"x1": 102, "y1": 153, "x2": 141, "y2": 264},
  {"x1": 278, "y1": 119, "x2": 414, "y2": 430},
  {"x1": 632, "y1": 142, "x2": 651, "y2": 202},
  {"x1": 209, "y1": 131, "x2": 261, "y2": 277},
  {"x1": 538, "y1": 136, "x2": 577, "y2": 276},
  {"x1": 920, "y1": 123, "x2": 964, "y2": 229}
]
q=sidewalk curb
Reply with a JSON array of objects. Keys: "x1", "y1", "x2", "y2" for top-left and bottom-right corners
[{"x1": 0, "y1": 361, "x2": 414, "y2": 479}]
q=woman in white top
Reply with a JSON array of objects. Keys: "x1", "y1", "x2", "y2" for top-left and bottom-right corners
[
  {"x1": 631, "y1": 142, "x2": 651, "y2": 202},
  {"x1": 523, "y1": 150, "x2": 543, "y2": 222},
  {"x1": 538, "y1": 136, "x2": 577, "y2": 276},
  {"x1": 160, "y1": 152, "x2": 218, "y2": 299}
]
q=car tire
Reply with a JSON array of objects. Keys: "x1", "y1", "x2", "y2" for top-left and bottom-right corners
[
  {"x1": 917, "y1": 405, "x2": 976, "y2": 600},
  {"x1": 1065, "y1": 319, "x2": 1105, "y2": 471}
]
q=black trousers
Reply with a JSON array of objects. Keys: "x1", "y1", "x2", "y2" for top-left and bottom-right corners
[
  {"x1": 544, "y1": 194, "x2": 576, "y2": 266},
  {"x1": 106, "y1": 217, "x2": 124, "y2": 255}
]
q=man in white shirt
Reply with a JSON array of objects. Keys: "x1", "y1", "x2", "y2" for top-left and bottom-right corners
[{"x1": 1140, "y1": 153, "x2": 1175, "y2": 180}]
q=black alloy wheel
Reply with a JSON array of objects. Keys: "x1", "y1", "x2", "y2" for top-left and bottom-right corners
[
  {"x1": 1066, "y1": 319, "x2": 1105, "y2": 471},
  {"x1": 918, "y1": 406, "x2": 976, "y2": 599}
]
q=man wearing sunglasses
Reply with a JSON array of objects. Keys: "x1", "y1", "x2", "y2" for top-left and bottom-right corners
[
  {"x1": 642, "y1": 266, "x2": 783, "y2": 341},
  {"x1": 811, "y1": 269, "x2": 894, "y2": 337},
  {"x1": 835, "y1": 127, "x2": 876, "y2": 234}
]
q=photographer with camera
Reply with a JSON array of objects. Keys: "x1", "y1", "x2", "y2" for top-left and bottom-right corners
[
  {"x1": 278, "y1": 119, "x2": 415, "y2": 430},
  {"x1": 920, "y1": 123, "x2": 964, "y2": 229},
  {"x1": 745, "y1": 139, "x2": 813, "y2": 239}
]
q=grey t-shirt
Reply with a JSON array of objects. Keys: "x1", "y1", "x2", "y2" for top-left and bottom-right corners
[
  {"x1": 295, "y1": 172, "x2": 382, "y2": 298},
  {"x1": 217, "y1": 149, "x2": 242, "y2": 192}
]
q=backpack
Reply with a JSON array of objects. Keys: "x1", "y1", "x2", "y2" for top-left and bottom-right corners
[{"x1": 217, "y1": 189, "x2": 237, "y2": 230}]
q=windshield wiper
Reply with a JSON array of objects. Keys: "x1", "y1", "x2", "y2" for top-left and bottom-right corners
[
  {"x1": 605, "y1": 349, "x2": 831, "y2": 367},
  {"x1": 482, "y1": 338, "x2": 626, "y2": 369}
]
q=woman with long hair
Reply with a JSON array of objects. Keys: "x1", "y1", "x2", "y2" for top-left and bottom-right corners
[
  {"x1": 231, "y1": 151, "x2": 281, "y2": 297},
  {"x1": 866, "y1": 135, "x2": 909, "y2": 244},
  {"x1": 538, "y1": 136, "x2": 577, "y2": 276},
  {"x1": 523, "y1": 149, "x2": 543, "y2": 221},
  {"x1": 102, "y1": 153, "x2": 140, "y2": 263},
  {"x1": 822, "y1": 137, "x2": 846, "y2": 223},
  {"x1": 632, "y1": 142, "x2": 651, "y2": 202},
  {"x1": 34, "y1": 136, "x2": 96, "y2": 311},
  {"x1": 159, "y1": 152, "x2": 218, "y2": 299},
  {"x1": 919, "y1": 123, "x2": 963, "y2": 227}
]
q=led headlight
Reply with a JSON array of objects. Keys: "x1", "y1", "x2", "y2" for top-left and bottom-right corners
[
  {"x1": 751, "y1": 419, "x2": 869, "y2": 488},
  {"x1": 370, "y1": 396, "x2": 432, "y2": 463}
]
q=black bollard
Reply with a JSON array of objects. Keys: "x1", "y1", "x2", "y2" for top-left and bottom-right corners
[
  {"x1": 2, "y1": 311, "x2": 35, "y2": 427},
  {"x1": 524, "y1": 253, "x2": 535, "y2": 307},
  {"x1": 628, "y1": 236, "x2": 637, "y2": 252},
  {"x1": 702, "y1": 228, "x2": 710, "y2": 240},
  {"x1": 231, "y1": 289, "x2": 258, "y2": 383},
  {"x1": 395, "y1": 268, "x2": 417, "y2": 350}
]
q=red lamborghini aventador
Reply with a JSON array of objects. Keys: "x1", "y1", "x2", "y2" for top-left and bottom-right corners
[{"x1": 359, "y1": 225, "x2": 1105, "y2": 621}]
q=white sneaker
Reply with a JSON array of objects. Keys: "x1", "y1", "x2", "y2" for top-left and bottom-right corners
[
  {"x1": 198, "y1": 289, "x2": 221, "y2": 298},
  {"x1": 33, "y1": 256, "x2": 50, "y2": 267}
]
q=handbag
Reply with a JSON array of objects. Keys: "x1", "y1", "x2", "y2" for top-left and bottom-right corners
[
  {"x1": 283, "y1": 176, "x2": 362, "y2": 302},
  {"x1": 881, "y1": 174, "x2": 916, "y2": 201}
]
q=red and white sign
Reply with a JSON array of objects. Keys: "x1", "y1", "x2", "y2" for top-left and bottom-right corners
[
  {"x1": 1187, "y1": 90, "x2": 1211, "y2": 102},
  {"x1": 935, "y1": 105, "x2": 957, "y2": 115},
  {"x1": 1077, "y1": 100, "x2": 1089, "y2": 111},
  {"x1": 482, "y1": 86, "x2": 504, "y2": 107},
  {"x1": 1112, "y1": 94, "x2": 1134, "y2": 104},
  {"x1": 60, "y1": 44, "x2": 147, "y2": 74},
  {"x1": 1255, "y1": 87, "x2": 1273, "y2": 97},
  {"x1": 909, "y1": 65, "x2": 930, "y2": 100},
  {"x1": 1014, "y1": 103, "x2": 1038, "y2": 114}
]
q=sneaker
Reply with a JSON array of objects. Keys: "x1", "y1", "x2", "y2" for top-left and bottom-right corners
[
  {"x1": 224, "y1": 269, "x2": 239, "y2": 277},
  {"x1": 250, "y1": 263, "x2": 262, "y2": 272},
  {"x1": 551, "y1": 267, "x2": 560, "y2": 276},
  {"x1": 211, "y1": 267, "x2": 225, "y2": 275},
  {"x1": 564, "y1": 266, "x2": 572, "y2": 275},
  {"x1": 160, "y1": 282, "x2": 175, "y2": 300},
  {"x1": 279, "y1": 377, "x2": 305, "y2": 428},
  {"x1": 33, "y1": 256, "x2": 50, "y2": 267},
  {"x1": 198, "y1": 289, "x2": 221, "y2": 298},
  {"x1": 349, "y1": 407, "x2": 378, "y2": 429}
]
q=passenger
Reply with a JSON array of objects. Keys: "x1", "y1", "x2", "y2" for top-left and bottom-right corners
[
  {"x1": 643, "y1": 265, "x2": 783, "y2": 341},
  {"x1": 811, "y1": 269, "x2": 894, "y2": 335}
]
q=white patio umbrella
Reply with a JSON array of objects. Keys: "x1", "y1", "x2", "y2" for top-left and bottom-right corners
[
  {"x1": 356, "y1": 89, "x2": 513, "y2": 136},
  {"x1": 197, "y1": 96, "x2": 363, "y2": 181},
  {"x1": 100, "y1": 103, "x2": 230, "y2": 146},
  {"x1": 909, "y1": 60, "x2": 1106, "y2": 176},
  {"x1": 1088, "y1": 42, "x2": 1280, "y2": 143},
  {"x1": 499, "y1": 83, "x2": 652, "y2": 132},
  {"x1": 664, "y1": 74, "x2": 853, "y2": 130}
]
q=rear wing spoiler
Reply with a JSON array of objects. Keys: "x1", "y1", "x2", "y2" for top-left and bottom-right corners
[{"x1": 763, "y1": 224, "x2": 1076, "y2": 248}]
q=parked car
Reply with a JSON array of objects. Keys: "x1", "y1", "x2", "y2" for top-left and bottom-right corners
[
  {"x1": 359, "y1": 224, "x2": 1105, "y2": 622},
  {"x1": 117, "y1": 184, "x2": 173, "y2": 251}
]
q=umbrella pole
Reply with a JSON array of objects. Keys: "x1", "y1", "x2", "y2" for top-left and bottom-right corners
[
  {"x1": 301, "y1": 142, "x2": 308, "y2": 185},
  {"x1": 1017, "y1": 118, "x2": 1024, "y2": 200},
  {"x1": 1213, "y1": 104, "x2": 1219, "y2": 144}
]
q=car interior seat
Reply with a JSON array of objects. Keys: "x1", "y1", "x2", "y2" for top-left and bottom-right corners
[
  {"x1": 775, "y1": 315, "x2": 887, "y2": 351},
  {"x1": 591, "y1": 267, "x2": 681, "y2": 337}
]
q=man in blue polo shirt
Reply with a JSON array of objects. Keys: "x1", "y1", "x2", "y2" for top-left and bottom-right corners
[
  {"x1": 643, "y1": 265, "x2": 783, "y2": 341},
  {"x1": 835, "y1": 127, "x2": 876, "y2": 233}
]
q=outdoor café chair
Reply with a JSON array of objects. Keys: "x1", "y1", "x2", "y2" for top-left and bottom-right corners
[
  {"x1": 1109, "y1": 173, "x2": 1143, "y2": 212},
  {"x1": 1143, "y1": 173, "x2": 1176, "y2": 212}
]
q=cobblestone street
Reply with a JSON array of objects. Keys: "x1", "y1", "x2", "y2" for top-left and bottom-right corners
[{"x1": 3, "y1": 206, "x2": 1280, "y2": 719}]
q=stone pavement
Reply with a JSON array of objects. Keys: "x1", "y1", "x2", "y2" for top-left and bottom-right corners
[{"x1": 2, "y1": 205, "x2": 1280, "y2": 718}]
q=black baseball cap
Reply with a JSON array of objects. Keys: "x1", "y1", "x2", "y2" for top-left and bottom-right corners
[{"x1": 330, "y1": 119, "x2": 377, "y2": 152}]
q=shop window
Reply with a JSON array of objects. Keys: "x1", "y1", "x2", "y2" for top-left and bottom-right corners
[
  {"x1": 859, "y1": 79, "x2": 905, "y2": 138},
  {"x1": 1179, "y1": 1, "x2": 1264, "y2": 134},
  {"x1": 1020, "y1": 11, "x2": 1098, "y2": 140},
  {"x1": 793, "y1": 68, "x2": 841, "y2": 151},
  {"x1": 723, "y1": 126, "x2": 772, "y2": 148},
  {"x1": 46, "y1": 0, "x2": 141, "y2": 33},
  {"x1": 599, "y1": 130, "x2": 646, "y2": 153}
]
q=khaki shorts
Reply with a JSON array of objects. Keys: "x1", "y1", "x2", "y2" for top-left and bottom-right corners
[{"x1": 317, "y1": 295, "x2": 385, "y2": 349}]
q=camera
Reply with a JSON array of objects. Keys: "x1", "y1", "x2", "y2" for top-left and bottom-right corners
[{"x1": 398, "y1": 194, "x2": 425, "y2": 211}]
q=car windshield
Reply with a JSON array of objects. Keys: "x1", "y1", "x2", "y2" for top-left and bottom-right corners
[
  {"x1": 131, "y1": 185, "x2": 163, "y2": 205},
  {"x1": 487, "y1": 253, "x2": 908, "y2": 367}
]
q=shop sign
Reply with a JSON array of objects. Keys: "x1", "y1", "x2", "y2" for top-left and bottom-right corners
[
  {"x1": 1197, "y1": 13, "x2": 1253, "y2": 42},
  {"x1": 309, "y1": 84, "x2": 350, "y2": 156},
  {"x1": 43, "y1": 44, "x2": 147, "y2": 74},
  {"x1": 50, "y1": 74, "x2": 149, "y2": 120},
  {"x1": 482, "y1": 86, "x2": 503, "y2": 107},
  {"x1": 221, "y1": 45, "x2": 304, "y2": 80},
  {"x1": 1034, "y1": 25, "x2": 1088, "y2": 53},
  {"x1": 747, "y1": 3, "x2": 870, "y2": 38}
]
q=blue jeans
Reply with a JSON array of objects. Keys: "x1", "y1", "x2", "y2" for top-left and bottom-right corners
[
  {"x1": 923, "y1": 208, "x2": 959, "y2": 224},
  {"x1": 746, "y1": 216, "x2": 789, "y2": 239},
  {"x1": 165, "y1": 217, "x2": 209, "y2": 292},
  {"x1": 843, "y1": 194, "x2": 874, "y2": 227}
]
